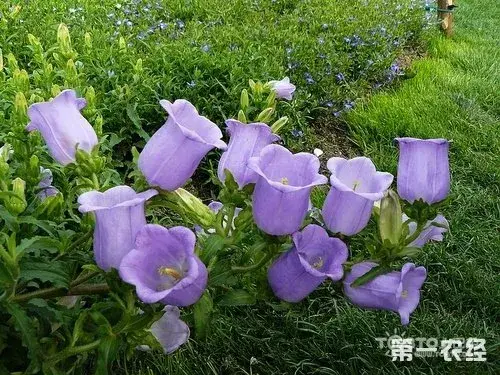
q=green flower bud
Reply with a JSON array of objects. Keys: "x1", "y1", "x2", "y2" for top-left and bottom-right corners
[
  {"x1": 256, "y1": 107, "x2": 274, "y2": 123},
  {"x1": 65, "y1": 59, "x2": 78, "y2": 85},
  {"x1": 57, "y1": 23, "x2": 72, "y2": 55},
  {"x1": 51, "y1": 84, "x2": 61, "y2": 97},
  {"x1": 265, "y1": 90, "x2": 276, "y2": 107},
  {"x1": 94, "y1": 114, "x2": 104, "y2": 137},
  {"x1": 6, "y1": 53, "x2": 19, "y2": 71},
  {"x1": 164, "y1": 188, "x2": 216, "y2": 228},
  {"x1": 0, "y1": 144, "x2": 12, "y2": 162},
  {"x1": 240, "y1": 89, "x2": 249, "y2": 112},
  {"x1": 0, "y1": 48, "x2": 4, "y2": 71},
  {"x1": 13, "y1": 92, "x2": 28, "y2": 124},
  {"x1": 119, "y1": 36, "x2": 127, "y2": 51},
  {"x1": 28, "y1": 155, "x2": 39, "y2": 177},
  {"x1": 237, "y1": 109, "x2": 247, "y2": 123},
  {"x1": 270, "y1": 116, "x2": 288, "y2": 134},
  {"x1": 6, "y1": 178, "x2": 27, "y2": 215},
  {"x1": 379, "y1": 190, "x2": 403, "y2": 246},
  {"x1": 248, "y1": 79, "x2": 256, "y2": 92},
  {"x1": 13, "y1": 69, "x2": 30, "y2": 93},
  {"x1": 84, "y1": 32, "x2": 92, "y2": 49}
]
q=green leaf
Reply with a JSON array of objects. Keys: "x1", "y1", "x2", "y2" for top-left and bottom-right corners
[
  {"x1": 0, "y1": 260, "x2": 15, "y2": 286},
  {"x1": 4, "y1": 302, "x2": 41, "y2": 373},
  {"x1": 17, "y1": 236, "x2": 62, "y2": 256},
  {"x1": 0, "y1": 205, "x2": 19, "y2": 232},
  {"x1": 95, "y1": 336, "x2": 119, "y2": 375},
  {"x1": 218, "y1": 290, "x2": 256, "y2": 306},
  {"x1": 350, "y1": 265, "x2": 391, "y2": 288},
  {"x1": 126, "y1": 103, "x2": 150, "y2": 141},
  {"x1": 19, "y1": 261, "x2": 70, "y2": 288},
  {"x1": 398, "y1": 246, "x2": 422, "y2": 258},
  {"x1": 193, "y1": 292, "x2": 213, "y2": 340},
  {"x1": 199, "y1": 234, "x2": 225, "y2": 264},
  {"x1": 17, "y1": 217, "x2": 57, "y2": 236}
]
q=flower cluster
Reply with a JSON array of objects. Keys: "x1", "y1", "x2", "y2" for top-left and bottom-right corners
[{"x1": 25, "y1": 77, "x2": 450, "y2": 354}]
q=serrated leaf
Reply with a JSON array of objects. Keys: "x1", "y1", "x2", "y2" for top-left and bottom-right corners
[
  {"x1": 17, "y1": 217, "x2": 57, "y2": 236},
  {"x1": 18, "y1": 236, "x2": 62, "y2": 256},
  {"x1": 199, "y1": 235, "x2": 225, "y2": 264},
  {"x1": 193, "y1": 292, "x2": 213, "y2": 340},
  {"x1": 19, "y1": 261, "x2": 70, "y2": 288},
  {"x1": 126, "y1": 103, "x2": 150, "y2": 141},
  {"x1": 0, "y1": 205, "x2": 19, "y2": 232},
  {"x1": 4, "y1": 302, "x2": 41, "y2": 372},
  {"x1": 218, "y1": 290, "x2": 256, "y2": 306},
  {"x1": 96, "y1": 336, "x2": 119, "y2": 375}
]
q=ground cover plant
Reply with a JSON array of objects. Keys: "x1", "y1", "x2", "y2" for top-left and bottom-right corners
[{"x1": 0, "y1": 0, "x2": 497, "y2": 374}]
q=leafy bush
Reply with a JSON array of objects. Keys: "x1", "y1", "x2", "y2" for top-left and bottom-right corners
[
  {"x1": 1, "y1": 0, "x2": 429, "y2": 149},
  {"x1": 0, "y1": 1, "x2": 439, "y2": 374}
]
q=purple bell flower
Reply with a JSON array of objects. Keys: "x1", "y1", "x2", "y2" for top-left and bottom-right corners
[
  {"x1": 119, "y1": 224, "x2": 208, "y2": 306},
  {"x1": 322, "y1": 157, "x2": 393, "y2": 235},
  {"x1": 268, "y1": 77, "x2": 296, "y2": 100},
  {"x1": 151, "y1": 306, "x2": 190, "y2": 354},
  {"x1": 248, "y1": 145, "x2": 327, "y2": 235},
  {"x1": 218, "y1": 120, "x2": 279, "y2": 188},
  {"x1": 37, "y1": 167, "x2": 59, "y2": 201},
  {"x1": 26, "y1": 90, "x2": 98, "y2": 165},
  {"x1": 405, "y1": 213, "x2": 449, "y2": 247},
  {"x1": 268, "y1": 224, "x2": 348, "y2": 302},
  {"x1": 343, "y1": 262, "x2": 427, "y2": 325},
  {"x1": 139, "y1": 99, "x2": 227, "y2": 191},
  {"x1": 78, "y1": 186, "x2": 158, "y2": 271},
  {"x1": 396, "y1": 138, "x2": 450, "y2": 204}
]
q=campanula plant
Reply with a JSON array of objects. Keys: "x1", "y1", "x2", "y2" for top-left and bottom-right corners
[{"x1": 0, "y1": 70, "x2": 451, "y2": 374}]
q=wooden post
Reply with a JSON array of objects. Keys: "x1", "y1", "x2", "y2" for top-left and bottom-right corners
[{"x1": 437, "y1": 0, "x2": 454, "y2": 37}]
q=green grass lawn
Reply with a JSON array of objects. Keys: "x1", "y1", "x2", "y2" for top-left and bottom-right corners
[{"x1": 124, "y1": 1, "x2": 499, "y2": 373}]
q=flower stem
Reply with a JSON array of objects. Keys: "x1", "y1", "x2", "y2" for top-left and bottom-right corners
[
  {"x1": 47, "y1": 339, "x2": 101, "y2": 364},
  {"x1": 12, "y1": 282, "x2": 109, "y2": 303}
]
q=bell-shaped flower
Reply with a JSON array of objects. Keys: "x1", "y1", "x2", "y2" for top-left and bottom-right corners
[
  {"x1": 268, "y1": 77, "x2": 296, "y2": 100},
  {"x1": 37, "y1": 167, "x2": 59, "y2": 201},
  {"x1": 405, "y1": 213, "x2": 449, "y2": 248},
  {"x1": 396, "y1": 138, "x2": 450, "y2": 204},
  {"x1": 217, "y1": 120, "x2": 279, "y2": 188},
  {"x1": 139, "y1": 99, "x2": 227, "y2": 191},
  {"x1": 322, "y1": 157, "x2": 393, "y2": 235},
  {"x1": 119, "y1": 224, "x2": 208, "y2": 306},
  {"x1": 268, "y1": 224, "x2": 348, "y2": 302},
  {"x1": 343, "y1": 262, "x2": 427, "y2": 325},
  {"x1": 78, "y1": 186, "x2": 157, "y2": 271},
  {"x1": 248, "y1": 145, "x2": 327, "y2": 235},
  {"x1": 26, "y1": 90, "x2": 98, "y2": 165},
  {"x1": 151, "y1": 306, "x2": 190, "y2": 354}
]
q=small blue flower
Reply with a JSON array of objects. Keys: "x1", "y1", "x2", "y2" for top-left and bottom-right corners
[
  {"x1": 187, "y1": 80, "x2": 196, "y2": 88},
  {"x1": 201, "y1": 44, "x2": 210, "y2": 52},
  {"x1": 344, "y1": 100, "x2": 355, "y2": 110},
  {"x1": 318, "y1": 37, "x2": 325, "y2": 44},
  {"x1": 291, "y1": 129, "x2": 304, "y2": 138},
  {"x1": 176, "y1": 20, "x2": 185, "y2": 29},
  {"x1": 304, "y1": 72, "x2": 315, "y2": 85},
  {"x1": 107, "y1": 70, "x2": 116, "y2": 78},
  {"x1": 333, "y1": 111, "x2": 342, "y2": 117},
  {"x1": 322, "y1": 23, "x2": 329, "y2": 30},
  {"x1": 336, "y1": 73, "x2": 345, "y2": 82}
]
